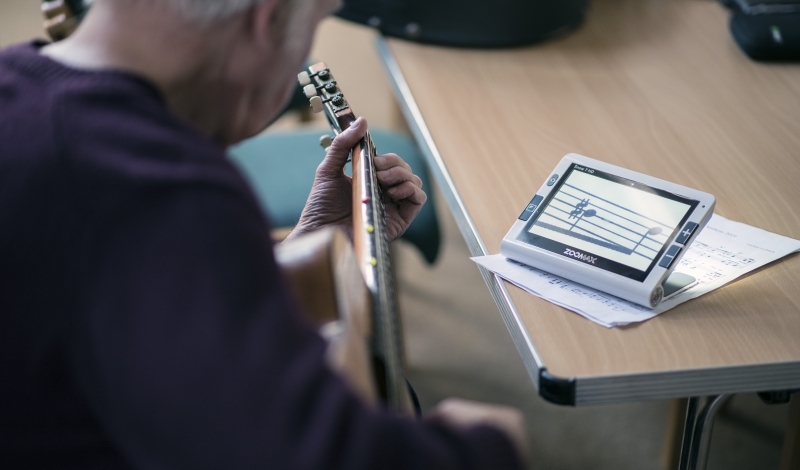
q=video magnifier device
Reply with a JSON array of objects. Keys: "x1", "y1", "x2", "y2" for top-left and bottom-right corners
[{"x1": 500, "y1": 154, "x2": 716, "y2": 308}]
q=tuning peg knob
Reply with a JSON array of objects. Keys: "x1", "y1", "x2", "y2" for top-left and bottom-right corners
[
  {"x1": 319, "y1": 135, "x2": 332, "y2": 149},
  {"x1": 303, "y1": 84, "x2": 318, "y2": 99},
  {"x1": 297, "y1": 71, "x2": 311, "y2": 86},
  {"x1": 42, "y1": 0, "x2": 70, "y2": 19},
  {"x1": 309, "y1": 96, "x2": 324, "y2": 113}
]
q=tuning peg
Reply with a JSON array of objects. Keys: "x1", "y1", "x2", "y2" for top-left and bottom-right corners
[
  {"x1": 44, "y1": 13, "x2": 78, "y2": 41},
  {"x1": 303, "y1": 84, "x2": 318, "y2": 99},
  {"x1": 42, "y1": 0, "x2": 70, "y2": 19},
  {"x1": 297, "y1": 71, "x2": 311, "y2": 86},
  {"x1": 319, "y1": 135, "x2": 332, "y2": 149},
  {"x1": 309, "y1": 96, "x2": 324, "y2": 113}
]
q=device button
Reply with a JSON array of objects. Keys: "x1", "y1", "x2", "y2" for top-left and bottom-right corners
[
  {"x1": 658, "y1": 254, "x2": 674, "y2": 269},
  {"x1": 675, "y1": 222, "x2": 699, "y2": 245},
  {"x1": 546, "y1": 174, "x2": 559, "y2": 186},
  {"x1": 519, "y1": 195, "x2": 544, "y2": 221},
  {"x1": 658, "y1": 244, "x2": 682, "y2": 269}
]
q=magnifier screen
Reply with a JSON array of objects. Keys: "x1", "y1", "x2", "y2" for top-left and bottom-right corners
[{"x1": 520, "y1": 164, "x2": 698, "y2": 281}]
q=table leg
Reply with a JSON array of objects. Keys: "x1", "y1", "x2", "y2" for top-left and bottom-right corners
[
  {"x1": 678, "y1": 395, "x2": 732, "y2": 470},
  {"x1": 781, "y1": 394, "x2": 800, "y2": 470},
  {"x1": 663, "y1": 398, "x2": 689, "y2": 470}
]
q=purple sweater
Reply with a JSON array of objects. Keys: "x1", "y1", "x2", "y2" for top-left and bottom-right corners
[{"x1": 0, "y1": 42, "x2": 521, "y2": 470}]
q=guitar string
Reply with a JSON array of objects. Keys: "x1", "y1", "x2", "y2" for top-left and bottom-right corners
[{"x1": 363, "y1": 132, "x2": 406, "y2": 408}]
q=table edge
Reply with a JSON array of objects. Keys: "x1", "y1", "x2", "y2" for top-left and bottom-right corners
[
  {"x1": 574, "y1": 360, "x2": 800, "y2": 406},
  {"x1": 375, "y1": 35, "x2": 548, "y2": 381}
]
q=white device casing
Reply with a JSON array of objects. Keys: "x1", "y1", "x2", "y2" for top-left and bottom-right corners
[{"x1": 500, "y1": 154, "x2": 716, "y2": 309}]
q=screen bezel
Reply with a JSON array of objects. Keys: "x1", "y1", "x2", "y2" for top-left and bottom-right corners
[{"x1": 516, "y1": 163, "x2": 699, "y2": 282}]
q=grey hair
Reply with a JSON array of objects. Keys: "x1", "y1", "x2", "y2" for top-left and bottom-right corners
[
  {"x1": 110, "y1": 0, "x2": 316, "y2": 22},
  {"x1": 161, "y1": 0, "x2": 268, "y2": 20}
]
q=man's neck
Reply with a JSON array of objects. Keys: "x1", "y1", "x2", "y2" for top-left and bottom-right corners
[{"x1": 41, "y1": 0, "x2": 244, "y2": 142}]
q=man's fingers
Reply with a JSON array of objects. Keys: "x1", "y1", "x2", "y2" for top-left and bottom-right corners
[
  {"x1": 386, "y1": 181, "x2": 426, "y2": 206},
  {"x1": 318, "y1": 117, "x2": 368, "y2": 176},
  {"x1": 375, "y1": 154, "x2": 423, "y2": 190},
  {"x1": 374, "y1": 153, "x2": 412, "y2": 173},
  {"x1": 432, "y1": 398, "x2": 529, "y2": 463},
  {"x1": 377, "y1": 166, "x2": 423, "y2": 189}
]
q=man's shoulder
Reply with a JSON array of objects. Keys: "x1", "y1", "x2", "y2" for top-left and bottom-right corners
[
  {"x1": 0, "y1": 41, "x2": 236, "y2": 185},
  {"x1": 0, "y1": 42, "x2": 261, "y2": 233},
  {"x1": 51, "y1": 69, "x2": 230, "y2": 182},
  {"x1": 52, "y1": 79, "x2": 255, "y2": 219}
]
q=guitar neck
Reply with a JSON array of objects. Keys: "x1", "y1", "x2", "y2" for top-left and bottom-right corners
[{"x1": 305, "y1": 62, "x2": 411, "y2": 412}]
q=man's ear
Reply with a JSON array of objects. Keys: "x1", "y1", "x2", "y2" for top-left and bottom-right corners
[{"x1": 248, "y1": 0, "x2": 282, "y2": 50}]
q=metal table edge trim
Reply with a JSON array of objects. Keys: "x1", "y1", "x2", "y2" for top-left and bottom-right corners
[
  {"x1": 575, "y1": 360, "x2": 800, "y2": 406},
  {"x1": 375, "y1": 36, "x2": 548, "y2": 393}
]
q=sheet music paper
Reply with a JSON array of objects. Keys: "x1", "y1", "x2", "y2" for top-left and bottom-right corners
[{"x1": 473, "y1": 214, "x2": 800, "y2": 327}]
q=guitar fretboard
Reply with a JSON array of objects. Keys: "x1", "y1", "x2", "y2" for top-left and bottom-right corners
[{"x1": 358, "y1": 132, "x2": 406, "y2": 410}]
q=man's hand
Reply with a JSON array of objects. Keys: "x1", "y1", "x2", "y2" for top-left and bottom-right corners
[
  {"x1": 432, "y1": 398, "x2": 529, "y2": 463},
  {"x1": 287, "y1": 118, "x2": 426, "y2": 241}
]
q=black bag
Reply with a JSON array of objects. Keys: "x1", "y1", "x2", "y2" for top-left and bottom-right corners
[
  {"x1": 722, "y1": 0, "x2": 800, "y2": 61},
  {"x1": 335, "y1": 0, "x2": 589, "y2": 48}
]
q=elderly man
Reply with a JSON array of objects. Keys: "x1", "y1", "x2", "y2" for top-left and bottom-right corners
[{"x1": 0, "y1": 0, "x2": 526, "y2": 468}]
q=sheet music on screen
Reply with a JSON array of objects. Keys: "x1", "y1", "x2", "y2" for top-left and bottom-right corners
[{"x1": 526, "y1": 166, "x2": 694, "y2": 273}]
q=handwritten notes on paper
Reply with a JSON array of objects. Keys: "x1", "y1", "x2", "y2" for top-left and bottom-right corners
[{"x1": 472, "y1": 214, "x2": 800, "y2": 327}]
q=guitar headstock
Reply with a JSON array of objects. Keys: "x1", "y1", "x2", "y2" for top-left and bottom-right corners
[{"x1": 297, "y1": 63, "x2": 358, "y2": 138}]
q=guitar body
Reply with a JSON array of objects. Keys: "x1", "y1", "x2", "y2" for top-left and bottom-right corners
[{"x1": 275, "y1": 228, "x2": 377, "y2": 406}]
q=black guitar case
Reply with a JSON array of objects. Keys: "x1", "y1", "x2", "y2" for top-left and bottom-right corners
[{"x1": 336, "y1": 0, "x2": 589, "y2": 48}]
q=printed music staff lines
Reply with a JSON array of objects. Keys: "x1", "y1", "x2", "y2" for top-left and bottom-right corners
[
  {"x1": 677, "y1": 240, "x2": 756, "y2": 284},
  {"x1": 521, "y1": 260, "x2": 651, "y2": 313}
]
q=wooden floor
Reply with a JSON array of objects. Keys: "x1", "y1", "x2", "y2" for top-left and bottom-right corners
[
  {"x1": 0, "y1": 0, "x2": 43, "y2": 48},
  {"x1": 1, "y1": 5, "x2": 793, "y2": 470}
]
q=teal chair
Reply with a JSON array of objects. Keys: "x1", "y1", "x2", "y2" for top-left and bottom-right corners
[{"x1": 228, "y1": 128, "x2": 441, "y2": 264}]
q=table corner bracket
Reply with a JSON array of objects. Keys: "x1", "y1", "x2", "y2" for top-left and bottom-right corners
[{"x1": 539, "y1": 368, "x2": 576, "y2": 406}]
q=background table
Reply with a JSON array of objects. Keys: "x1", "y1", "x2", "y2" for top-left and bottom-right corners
[{"x1": 377, "y1": 0, "x2": 800, "y2": 467}]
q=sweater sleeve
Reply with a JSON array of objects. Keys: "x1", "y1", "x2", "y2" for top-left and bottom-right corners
[{"x1": 69, "y1": 182, "x2": 522, "y2": 470}]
